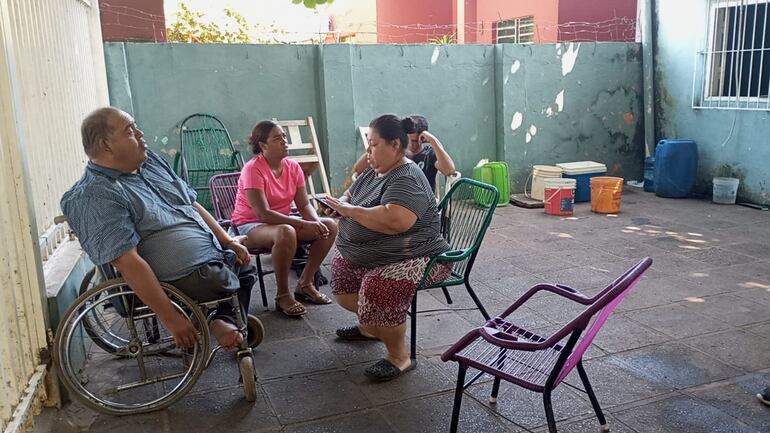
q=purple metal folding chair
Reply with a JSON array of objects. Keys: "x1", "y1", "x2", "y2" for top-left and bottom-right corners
[
  {"x1": 441, "y1": 257, "x2": 652, "y2": 433},
  {"x1": 209, "y1": 173, "x2": 269, "y2": 306},
  {"x1": 209, "y1": 172, "x2": 321, "y2": 311},
  {"x1": 209, "y1": 172, "x2": 273, "y2": 310}
]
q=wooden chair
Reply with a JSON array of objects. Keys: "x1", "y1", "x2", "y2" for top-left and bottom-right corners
[
  {"x1": 273, "y1": 117, "x2": 331, "y2": 200},
  {"x1": 358, "y1": 126, "x2": 371, "y2": 149}
]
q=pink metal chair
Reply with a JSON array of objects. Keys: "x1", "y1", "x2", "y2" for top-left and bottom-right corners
[
  {"x1": 209, "y1": 173, "x2": 270, "y2": 309},
  {"x1": 441, "y1": 257, "x2": 652, "y2": 433},
  {"x1": 209, "y1": 172, "x2": 322, "y2": 311}
]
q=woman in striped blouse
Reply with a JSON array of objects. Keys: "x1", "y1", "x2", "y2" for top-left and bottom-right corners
[{"x1": 323, "y1": 114, "x2": 451, "y2": 382}]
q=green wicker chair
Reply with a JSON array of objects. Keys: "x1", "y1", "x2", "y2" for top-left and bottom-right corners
[
  {"x1": 175, "y1": 114, "x2": 244, "y2": 210},
  {"x1": 410, "y1": 178, "x2": 500, "y2": 359}
]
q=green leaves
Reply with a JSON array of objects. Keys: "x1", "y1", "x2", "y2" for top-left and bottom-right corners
[
  {"x1": 293, "y1": 0, "x2": 333, "y2": 9},
  {"x1": 428, "y1": 34, "x2": 456, "y2": 45},
  {"x1": 166, "y1": 2, "x2": 252, "y2": 44}
]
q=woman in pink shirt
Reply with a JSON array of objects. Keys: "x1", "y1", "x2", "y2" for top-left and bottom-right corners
[{"x1": 231, "y1": 120, "x2": 337, "y2": 317}]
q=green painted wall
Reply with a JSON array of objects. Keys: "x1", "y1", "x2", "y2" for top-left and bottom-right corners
[
  {"x1": 345, "y1": 44, "x2": 499, "y2": 190},
  {"x1": 104, "y1": 42, "x2": 644, "y2": 197},
  {"x1": 654, "y1": 0, "x2": 770, "y2": 205},
  {"x1": 105, "y1": 43, "x2": 321, "y2": 163},
  {"x1": 499, "y1": 43, "x2": 644, "y2": 192}
]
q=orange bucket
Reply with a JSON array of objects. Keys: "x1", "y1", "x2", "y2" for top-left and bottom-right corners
[{"x1": 590, "y1": 177, "x2": 624, "y2": 214}]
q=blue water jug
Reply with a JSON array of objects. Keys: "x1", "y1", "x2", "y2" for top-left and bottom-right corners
[
  {"x1": 643, "y1": 156, "x2": 655, "y2": 192},
  {"x1": 654, "y1": 139, "x2": 698, "y2": 198}
]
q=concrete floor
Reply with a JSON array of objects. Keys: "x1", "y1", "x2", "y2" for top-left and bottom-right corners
[{"x1": 33, "y1": 187, "x2": 770, "y2": 432}]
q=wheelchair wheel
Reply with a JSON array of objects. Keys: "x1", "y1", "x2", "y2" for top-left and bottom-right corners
[
  {"x1": 54, "y1": 279, "x2": 209, "y2": 415},
  {"x1": 246, "y1": 315, "x2": 264, "y2": 349},
  {"x1": 78, "y1": 267, "x2": 130, "y2": 354},
  {"x1": 238, "y1": 355, "x2": 257, "y2": 402}
]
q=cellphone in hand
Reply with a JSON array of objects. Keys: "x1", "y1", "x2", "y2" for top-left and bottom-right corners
[{"x1": 313, "y1": 195, "x2": 333, "y2": 209}]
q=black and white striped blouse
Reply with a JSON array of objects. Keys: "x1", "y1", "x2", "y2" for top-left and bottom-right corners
[{"x1": 336, "y1": 162, "x2": 450, "y2": 267}]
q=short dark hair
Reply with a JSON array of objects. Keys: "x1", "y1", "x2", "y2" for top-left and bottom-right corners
[
  {"x1": 248, "y1": 120, "x2": 278, "y2": 154},
  {"x1": 369, "y1": 114, "x2": 410, "y2": 151},
  {"x1": 81, "y1": 107, "x2": 121, "y2": 157},
  {"x1": 409, "y1": 115, "x2": 429, "y2": 134}
]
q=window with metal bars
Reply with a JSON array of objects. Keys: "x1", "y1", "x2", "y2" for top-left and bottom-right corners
[
  {"x1": 495, "y1": 16, "x2": 535, "y2": 44},
  {"x1": 695, "y1": 0, "x2": 770, "y2": 110}
]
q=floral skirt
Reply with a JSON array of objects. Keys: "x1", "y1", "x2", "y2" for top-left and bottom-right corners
[{"x1": 331, "y1": 251, "x2": 452, "y2": 327}]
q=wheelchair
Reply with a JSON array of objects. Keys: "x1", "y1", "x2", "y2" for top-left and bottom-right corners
[{"x1": 54, "y1": 265, "x2": 265, "y2": 415}]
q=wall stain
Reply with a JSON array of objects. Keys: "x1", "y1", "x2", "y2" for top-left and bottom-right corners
[
  {"x1": 626, "y1": 45, "x2": 642, "y2": 62},
  {"x1": 653, "y1": 66, "x2": 676, "y2": 139}
]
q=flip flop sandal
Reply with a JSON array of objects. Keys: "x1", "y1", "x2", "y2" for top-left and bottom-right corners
[
  {"x1": 275, "y1": 294, "x2": 307, "y2": 317},
  {"x1": 335, "y1": 325, "x2": 380, "y2": 341},
  {"x1": 364, "y1": 358, "x2": 417, "y2": 382},
  {"x1": 294, "y1": 284, "x2": 333, "y2": 305}
]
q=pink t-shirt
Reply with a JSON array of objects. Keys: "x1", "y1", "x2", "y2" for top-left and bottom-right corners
[{"x1": 231, "y1": 155, "x2": 306, "y2": 225}]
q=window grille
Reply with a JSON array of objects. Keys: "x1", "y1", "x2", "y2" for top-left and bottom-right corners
[
  {"x1": 496, "y1": 16, "x2": 535, "y2": 44},
  {"x1": 694, "y1": 0, "x2": 770, "y2": 110}
]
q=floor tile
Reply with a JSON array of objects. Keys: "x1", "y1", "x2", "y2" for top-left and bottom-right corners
[
  {"x1": 262, "y1": 370, "x2": 372, "y2": 425},
  {"x1": 613, "y1": 395, "x2": 758, "y2": 433},
  {"x1": 604, "y1": 343, "x2": 742, "y2": 389}
]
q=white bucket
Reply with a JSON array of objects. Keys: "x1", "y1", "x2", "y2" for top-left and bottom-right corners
[
  {"x1": 528, "y1": 165, "x2": 563, "y2": 201},
  {"x1": 712, "y1": 177, "x2": 739, "y2": 204}
]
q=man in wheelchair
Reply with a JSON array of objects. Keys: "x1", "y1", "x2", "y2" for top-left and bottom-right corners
[{"x1": 62, "y1": 107, "x2": 256, "y2": 351}]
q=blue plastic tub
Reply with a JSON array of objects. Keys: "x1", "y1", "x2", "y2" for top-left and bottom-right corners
[
  {"x1": 654, "y1": 139, "x2": 698, "y2": 198},
  {"x1": 557, "y1": 161, "x2": 607, "y2": 202},
  {"x1": 643, "y1": 156, "x2": 655, "y2": 192}
]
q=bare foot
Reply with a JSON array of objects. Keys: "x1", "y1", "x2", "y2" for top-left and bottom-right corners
[{"x1": 211, "y1": 319, "x2": 244, "y2": 351}]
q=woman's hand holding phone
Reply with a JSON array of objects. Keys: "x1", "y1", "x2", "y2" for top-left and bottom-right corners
[{"x1": 321, "y1": 196, "x2": 352, "y2": 218}]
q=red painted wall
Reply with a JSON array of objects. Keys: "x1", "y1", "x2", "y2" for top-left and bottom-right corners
[
  {"x1": 456, "y1": 0, "x2": 478, "y2": 43},
  {"x1": 558, "y1": 0, "x2": 637, "y2": 42},
  {"x1": 470, "y1": 0, "x2": 559, "y2": 44},
  {"x1": 377, "y1": 0, "x2": 637, "y2": 44},
  {"x1": 376, "y1": 0, "x2": 455, "y2": 43},
  {"x1": 99, "y1": 0, "x2": 166, "y2": 42}
]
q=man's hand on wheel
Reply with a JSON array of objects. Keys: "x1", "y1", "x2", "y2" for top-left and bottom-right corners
[{"x1": 164, "y1": 313, "x2": 199, "y2": 348}]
